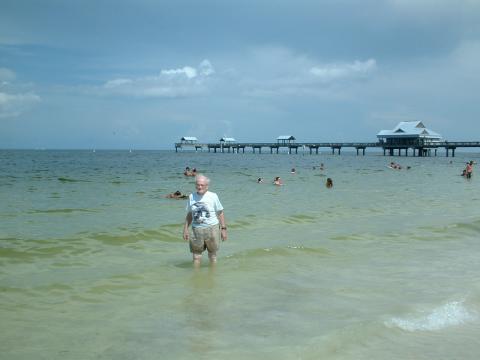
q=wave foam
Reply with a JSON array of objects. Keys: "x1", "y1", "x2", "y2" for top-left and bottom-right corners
[{"x1": 386, "y1": 301, "x2": 476, "y2": 331}]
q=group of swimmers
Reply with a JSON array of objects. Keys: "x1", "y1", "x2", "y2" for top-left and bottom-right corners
[
  {"x1": 388, "y1": 159, "x2": 475, "y2": 178},
  {"x1": 461, "y1": 160, "x2": 475, "y2": 179},
  {"x1": 169, "y1": 164, "x2": 333, "y2": 199},
  {"x1": 388, "y1": 161, "x2": 411, "y2": 170},
  {"x1": 183, "y1": 167, "x2": 197, "y2": 177},
  {"x1": 168, "y1": 159, "x2": 476, "y2": 200},
  {"x1": 256, "y1": 176, "x2": 285, "y2": 185},
  {"x1": 165, "y1": 166, "x2": 197, "y2": 198},
  {"x1": 256, "y1": 165, "x2": 333, "y2": 188}
]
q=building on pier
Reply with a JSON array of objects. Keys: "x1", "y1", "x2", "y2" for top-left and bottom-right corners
[
  {"x1": 377, "y1": 121, "x2": 442, "y2": 156},
  {"x1": 219, "y1": 137, "x2": 236, "y2": 144},
  {"x1": 176, "y1": 136, "x2": 203, "y2": 152},
  {"x1": 277, "y1": 135, "x2": 296, "y2": 145},
  {"x1": 180, "y1": 136, "x2": 198, "y2": 145},
  {"x1": 377, "y1": 121, "x2": 442, "y2": 146}
]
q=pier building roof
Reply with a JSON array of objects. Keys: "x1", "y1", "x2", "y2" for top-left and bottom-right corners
[
  {"x1": 277, "y1": 135, "x2": 296, "y2": 141},
  {"x1": 181, "y1": 136, "x2": 198, "y2": 143},
  {"x1": 377, "y1": 121, "x2": 442, "y2": 139},
  {"x1": 219, "y1": 137, "x2": 236, "y2": 142}
]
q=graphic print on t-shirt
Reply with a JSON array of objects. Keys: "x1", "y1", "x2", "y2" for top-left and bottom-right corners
[{"x1": 192, "y1": 202, "x2": 211, "y2": 224}]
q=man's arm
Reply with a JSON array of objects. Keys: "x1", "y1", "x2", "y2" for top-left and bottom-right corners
[
  {"x1": 218, "y1": 211, "x2": 227, "y2": 241},
  {"x1": 183, "y1": 212, "x2": 192, "y2": 241}
]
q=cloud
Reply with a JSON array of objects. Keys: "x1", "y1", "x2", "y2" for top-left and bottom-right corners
[
  {"x1": 104, "y1": 78, "x2": 133, "y2": 88},
  {"x1": 234, "y1": 47, "x2": 377, "y2": 98},
  {"x1": 100, "y1": 59, "x2": 215, "y2": 98},
  {"x1": 199, "y1": 59, "x2": 215, "y2": 76},
  {"x1": 161, "y1": 66, "x2": 197, "y2": 79},
  {"x1": 0, "y1": 67, "x2": 16, "y2": 82},
  {"x1": 0, "y1": 91, "x2": 41, "y2": 118},
  {"x1": 0, "y1": 67, "x2": 41, "y2": 119},
  {"x1": 310, "y1": 59, "x2": 377, "y2": 82}
]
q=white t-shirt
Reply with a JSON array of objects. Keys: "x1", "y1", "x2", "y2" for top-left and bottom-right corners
[{"x1": 186, "y1": 191, "x2": 224, "y2": 228}]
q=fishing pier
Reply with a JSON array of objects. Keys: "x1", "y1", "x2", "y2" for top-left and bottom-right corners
[
  {"x1": 175, "y1": 140, "x2": 480, "y2": 157},
  {"x1": 175, "y1": 122, "x2": 480, "y2": 157}
]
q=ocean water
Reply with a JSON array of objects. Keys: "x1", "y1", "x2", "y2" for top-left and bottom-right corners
[{"x1": 1, "y1": 149, "x2": 480, "y2": 359}]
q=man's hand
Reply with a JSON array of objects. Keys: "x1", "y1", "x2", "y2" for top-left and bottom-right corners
[
  {"x1": 183, "y1": 228, "x2": 189, "y2": 241},
  {"x1": 221, "y1": 228, "x2": 227, "y2": 242}
]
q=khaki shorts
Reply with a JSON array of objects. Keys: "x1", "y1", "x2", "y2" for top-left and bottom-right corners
[{"x1": 190, "y1": 225, "x2": 220, "y2": 255}]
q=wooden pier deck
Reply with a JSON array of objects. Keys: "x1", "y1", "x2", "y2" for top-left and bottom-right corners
[{"x1": 175, "y1": 141, "x2": 480, "y2": 157}]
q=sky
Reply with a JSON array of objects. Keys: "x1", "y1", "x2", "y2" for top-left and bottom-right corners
[{"x1": 1, "y1": 0, "x2": 480, "y2": 149}]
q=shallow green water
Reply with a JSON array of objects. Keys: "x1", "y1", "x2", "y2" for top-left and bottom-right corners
[{"x1": 1, "y1": 150, "x2": 480, "y2": 359}]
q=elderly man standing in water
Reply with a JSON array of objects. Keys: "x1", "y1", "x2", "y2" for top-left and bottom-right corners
[{"x1": 183, "y1": 174, "x2": 227, "y2": 266}]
